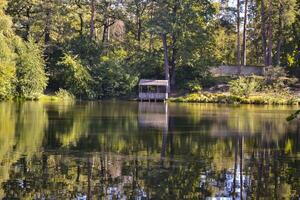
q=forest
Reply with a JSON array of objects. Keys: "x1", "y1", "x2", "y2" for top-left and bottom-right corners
[{"x1": 0, "y1": 0, "x2": 300, "y2": 100}]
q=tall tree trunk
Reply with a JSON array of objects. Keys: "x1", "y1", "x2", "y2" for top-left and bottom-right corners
[
  {"x1": 79, "y1": 13, "x2": 84, "y2": 36},
  {"x1": 256, "y1": 40, "x2": 260, "y2": 64},
  {"x1": 170, "y1": 33, "x2": 177, "y2": 87},
  {"x1": 44, "y1": 7, "x2": 51, "y2": 44},
  {"x1": 237, "y1": 0, "x2": 241, "y2": 66},
  {"x1": 266, "y1": 0, "x2": 273, "y2": 66},
  {"x1": 25, "y1": 6, "x2": 31, "y2": 41},
  {"x1": 102, "y1": 18, "x2": 111, "y2": 43},
  {"x1": 135, "y1": 2, "x2": 142, "y2": 44},
  {"x1": 76, "y1": 0, "x2": 84, "y2": 36},
  {"x1": 76, "y1": 163, "x2": 80, "y2": 182},
  {"x1": 276, "y1": 36, "x2": 283, "y2": 67},
  {"x1": 149, "y1": 32, "x2": 153, "y2": 53},
  {"x1": 90, "y1": 0, "x2": 95, "y2": 39},
  {"x1": 149, "y1": 1, "x2": 154, "y2": 52},
  {"x1": 170, "y1": 4, "x2": 178, "y2": 87},
  {"x1": 102, "y1": 24, "x2": 107, "y2": 43},
  {"x1": 242, "y1": 0, "x2": 248, "y2": 66},
  {"x1": 137, "y1": 17, "x2": 142, "y2": 43},
  {"x1": 292, "y1": 23, "x2": 300, "y2": 66},
  {"x1": 276, "y1": 5, "x2": 283, "y2": 66},
  {"x1": 161, "y1": 33, "x2": 170, "y2": 91},
  {"x1": 44, "y1": 1, "x2": 52, "y2": 67},
  {"x1": 261, "y1": 0, "x2": 268, "y2": 66}
]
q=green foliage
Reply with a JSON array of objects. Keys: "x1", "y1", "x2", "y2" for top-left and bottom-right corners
[
  {"x1": 129, "y1": 51, "x2": 164, "y2": 80},
  {"x1": 229, "y1": 76, "x2": 262, "y2": 97},
  {"x1": 228, "y1": 72, "x2": 296, "y2": 99},
  {"x1": 97, "y1": 50, "x2": 139, "y2": 97},
  {"x1": 186, "y1": 81, "x2": 202, "y2": 93},
  {"x1": 54, "y1": 88, "x2": 74, "y2": 101},
  {"x1": 0, "y1": 1, "x2": 48, "y2": 100},
  {"x1": 0, "y1": 2, "x2": 16, "y2": 100},
  {"x1": 66, "y1": 36, "x2": 103, "y2": 66},
  {"x1": 15, "y1": 39, "x2": 48, "y2": 99},
  {"x1": 263, "y1": 67, "x2": 297, "y2": 93},
  {"x1": 0, "y1": 34, "x2": 16, "y2": 100},
  {"x1": 59, "y1": 54, "x2": 95, "y2": 99},
  {"x1": 171, "y1": 92, "x2": 299, "y2": 105},
  {"x1": 213, "y1": 28, "x2": 236, "y2": 64},
  {"x1": 1, "y1": 0, "x2": 300, "y2": 101},
  {"x1": 176, "y1": 64, "x2": 213, "y2": 89}
]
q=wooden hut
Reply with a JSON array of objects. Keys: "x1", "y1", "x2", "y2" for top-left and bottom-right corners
[{"x1": 138, "y1": 79, "x2": 169, "y2": 101}]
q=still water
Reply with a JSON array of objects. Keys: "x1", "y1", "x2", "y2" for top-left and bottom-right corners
[{"x1": 0, "y1": 101, "x2": 299, "y2": 199}]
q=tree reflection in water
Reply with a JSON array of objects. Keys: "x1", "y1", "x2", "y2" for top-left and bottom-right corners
[{"x1": 0, "y1": 101, "x2": 299, "y2": 199}]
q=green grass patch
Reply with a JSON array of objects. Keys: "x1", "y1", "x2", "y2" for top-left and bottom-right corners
[
  {"x1": 170, "y1": 92, "x2": 300, "y2": 105},
  {"x1": 40, "y1": 89, "x2": 75, "y2": 102}
]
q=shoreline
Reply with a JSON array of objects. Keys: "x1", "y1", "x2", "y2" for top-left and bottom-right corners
[
  {"x1": 168, "y1": 92, "x2": 300, "y2": 105},
  {"x1": 2, "y1": 92, "x2": 300, "y2": 106}
]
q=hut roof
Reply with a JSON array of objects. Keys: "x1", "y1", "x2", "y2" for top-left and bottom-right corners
[{"x1": 139, "y1": 79, "x2": 169, "y2": 86}]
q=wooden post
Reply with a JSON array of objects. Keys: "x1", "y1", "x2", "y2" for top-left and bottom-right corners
[{"x1": 156, "y1": 85, "x2": 158, "y2": 102}]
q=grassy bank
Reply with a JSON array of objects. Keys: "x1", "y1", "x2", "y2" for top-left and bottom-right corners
[
  {"x1": 38, "y1": 89, "x2": 75, "y2": 102},
  {"x1": 169, "y1": 92, "x2": 300, "y2": 105}
]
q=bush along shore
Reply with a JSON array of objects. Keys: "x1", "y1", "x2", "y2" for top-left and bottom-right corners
[
  {"x1": 169, "y1": 92, "x2": 299, "y2": 105},
  {"x1": 170, "y1": 69, "x2": 300, "y2": 105}
]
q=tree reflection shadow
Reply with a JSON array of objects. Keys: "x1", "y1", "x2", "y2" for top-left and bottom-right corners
[{"x1": 0, "y1": 102, "x2": 299, "y2": 199}]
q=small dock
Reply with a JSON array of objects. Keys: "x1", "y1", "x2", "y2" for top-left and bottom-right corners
[{"x1": 138, "y1": 79, "x2": 169, "y2": 101}]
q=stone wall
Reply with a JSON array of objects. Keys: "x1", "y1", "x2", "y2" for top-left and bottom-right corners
[{"x1": 210, "y1": 65, "x2": 265, "y2": 76}]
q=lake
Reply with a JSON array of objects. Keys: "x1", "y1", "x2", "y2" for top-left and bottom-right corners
[{"x1": 0, "y1": 101, "x2": 299, "y2": 199}]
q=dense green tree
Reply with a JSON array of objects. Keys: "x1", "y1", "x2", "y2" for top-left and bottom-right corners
[
  {"x1": 0, "y1": 0, "x2": 16, "y2": 99},
  {"x1": 148, "y1": 0, "x2": 217, "y2": 89},
  {"x1": 15, "y1": 39, "x2": 48, "y2": 99},
  {"x1": 96, "y1": 50, "x2": 139, "y2": 97},
  {"x1": 58, "y1": 53, "x2": 95, "y2": 99},
  {"x1": 1, "y1": 0, "x2": 300, "y2": 98},
  {"x1": 0, "y1": 0, "x2": 48, "y2": 100}
]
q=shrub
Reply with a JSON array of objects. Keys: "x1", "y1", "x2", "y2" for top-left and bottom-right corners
[
  {"x1": 170, "y1": 92, "x2": 299, "y2": 105},
  {"x1": 55, "y1": 89, "x2": 74, "y2": 101},
  {"x1": 186, "y1": 81, "x2": 202, "y2": 93},
  {"x1": 264, "y1": 66, "x2": 287, "y2": 83},
  {"x1": 229, "y1": 76, "x2": 262, "y2": 97},
  {"x1": 263, "y1": 66, "x2": 297, "y2": 92}
]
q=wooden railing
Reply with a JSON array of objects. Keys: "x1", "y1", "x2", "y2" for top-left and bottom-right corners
[{"x1": 139, "y1": 92, "x2": 168, "y2": 100}]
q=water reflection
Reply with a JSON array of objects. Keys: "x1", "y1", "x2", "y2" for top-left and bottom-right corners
[{"x1": 0, "y1": 101, "x2": 299, "y2": 199}]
